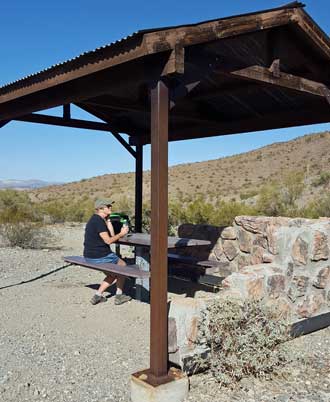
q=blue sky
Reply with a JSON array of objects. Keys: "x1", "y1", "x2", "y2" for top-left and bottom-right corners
[{"x1": 0, "y1": 0, "x2": 329, "y2": 182}]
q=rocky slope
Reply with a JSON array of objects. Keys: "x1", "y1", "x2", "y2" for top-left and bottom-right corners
[{"x1": 28, "y1": 131, "x2": 330, "y2": 205}]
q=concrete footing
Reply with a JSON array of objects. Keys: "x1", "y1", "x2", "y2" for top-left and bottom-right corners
[{"x1": 130, "y1": 367, "x2": 189, "y2": 402}]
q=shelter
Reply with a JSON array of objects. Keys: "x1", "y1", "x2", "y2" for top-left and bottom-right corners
[{"x1": 1, "y1": 1, "x2": 330, "y2": 389}]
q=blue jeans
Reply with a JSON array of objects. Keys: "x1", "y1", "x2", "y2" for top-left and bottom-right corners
[{"x1": 85, "y1": 252, "x2": 119, "y2": 265}]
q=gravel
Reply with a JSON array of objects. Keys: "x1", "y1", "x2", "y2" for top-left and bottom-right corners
[{"x1": 1, "y1": 224, "x2": 330, "y2": 401}]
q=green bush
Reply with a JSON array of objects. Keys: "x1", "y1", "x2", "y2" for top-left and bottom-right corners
[
  {"x1": 39, "y1": 198, "x2": 94, "y2": 223},
  {"x1": 256, "y1": 171, "x2": 304, "y2": 217},
  {"x1": 214, "y1": 201, "x2": 258, "y2": 226},
  {"x1": 0, "y1": 190, "x2": 40, "y2": 223},
  {"x1": 205, "y1": 299, "x2": 291, "y2": 386}
]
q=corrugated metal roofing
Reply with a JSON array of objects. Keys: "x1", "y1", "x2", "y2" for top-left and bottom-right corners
[{"x1": 0, "y1": 2, "x2": 306, "y2": 95}]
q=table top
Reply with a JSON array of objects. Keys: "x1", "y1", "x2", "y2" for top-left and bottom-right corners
[{"x1": 117, "y1": 232, "x2": 210, "y2": 248}]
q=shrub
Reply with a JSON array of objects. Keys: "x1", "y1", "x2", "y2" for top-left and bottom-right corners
[
  {"x1": 256, "y1": 171, "x2": 304, "y2": 217},
  {"x1": 304, "y1": 194, "x2": 330, "y2": 218},
  {"x1": 205, "y1": 298, "x2": 291, "y2": 386},
  {"x1": 312, "y1": 171, "x2": 330, "y2": 187},
  {"x1": 0, "y1": 189, "x2": 40, "y2": 223},
  {"x1": 0, "y1": 222, "x2": 54, "y2": 249},
  {"x1": 256, "y1": 182, "x2": 284, "y2": 216},
  {"x1": 214, "y1": 201, "x2": 258, "y2": 226}
]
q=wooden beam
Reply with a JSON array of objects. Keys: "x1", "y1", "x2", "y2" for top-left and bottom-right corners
[
  {"x1": 145, "y1": 7, "x2": 294, "y2": 55},
  {"x1": 227, "y1": 65, "x2": 330, "y2": 102},
  {"x1": 14, "y1": 113, "x2": 116, "y2": 132},
  {"x1": 150, "y1": 80, "x2": 169, "y2": 380},
  {"x1": 0, "y1": 56, "x2": 170, "y2": 121},
  {"x1": 80, "y1": 99, "x2": 144, "y2": 114}
]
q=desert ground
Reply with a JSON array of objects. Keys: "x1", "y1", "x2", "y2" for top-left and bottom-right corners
[{"x1": 1, "y1": 224, "x2": 330, "y2": 402}]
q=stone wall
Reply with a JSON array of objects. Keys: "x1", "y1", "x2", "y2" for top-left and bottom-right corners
[
  {"x1": 169, "y1": 216, "x2": 330, "y2": 371},
  {"x1": 177, "y1": 216, "x2": 330, "y2": 320}
]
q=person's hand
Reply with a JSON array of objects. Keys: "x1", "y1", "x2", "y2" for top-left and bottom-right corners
[{"x1": 120, "y1": 226, "x2": 129, "y2": 236}]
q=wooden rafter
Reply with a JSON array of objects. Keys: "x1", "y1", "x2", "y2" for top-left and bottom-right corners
[{"x1": 226, "y1": 65, "x2": 330, "y2": 104}]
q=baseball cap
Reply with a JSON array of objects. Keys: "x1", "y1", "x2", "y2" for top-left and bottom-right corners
[{"x1": 94, "y1": 199, "x2": 115, "y2": 209}]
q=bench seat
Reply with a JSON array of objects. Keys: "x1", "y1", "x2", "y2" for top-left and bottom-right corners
[
  {"x1": 64, "y1": 256, "x2": 150, "y2": 279},
  {"x1": 167, "y1": 253, "x2": 231, "y2": 289},
  {"x1": 168, "y1": 253, "x2": 231, "y2": 275}
]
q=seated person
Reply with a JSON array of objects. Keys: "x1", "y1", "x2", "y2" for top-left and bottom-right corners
[{"x1": 84, "y1": 199, "x2": 130, "y2": 305}]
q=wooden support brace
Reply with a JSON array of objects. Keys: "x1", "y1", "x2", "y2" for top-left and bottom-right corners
[
  {"x1": 269, "y1": 59, "x2": 281, "y2": 78},
  {"x1": 162, "y1": 45, "x2": 185, "y2": 76}
]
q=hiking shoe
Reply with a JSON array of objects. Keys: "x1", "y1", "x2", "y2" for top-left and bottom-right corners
[
  {"x1": 90, "y1": 294, "x2": 107, "y2": 305},
  {"x1": 114, "y1": 294, "x2": 132, "y2": 305}
]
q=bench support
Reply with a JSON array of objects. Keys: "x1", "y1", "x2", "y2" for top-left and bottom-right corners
[
  {"x1": 135, "y1": 246, "x2": 151, "y2": 302},
  {"x1": 63, "y1": 256, "x2": 150, "y2": 302}
]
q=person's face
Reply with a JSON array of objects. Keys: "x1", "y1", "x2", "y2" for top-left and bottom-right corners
[{"x1": 103, "y1": 205, "x2": 112, "y2": 215}]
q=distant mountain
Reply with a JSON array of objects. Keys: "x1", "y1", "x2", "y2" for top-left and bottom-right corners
[{"x1": 0, "y1": 179, "x2": 61, "y2": 190}]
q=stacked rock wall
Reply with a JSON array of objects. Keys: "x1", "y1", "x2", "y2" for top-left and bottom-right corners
[
  {"x1": 178, "y1": 217, "x2": 330, "y2": 320},
  {"x1": 222, "y1": 216, "x2": 330, "y2": 320},
  {"x1": 169, "y1": 216, "x2": 330, "y2": 372}
]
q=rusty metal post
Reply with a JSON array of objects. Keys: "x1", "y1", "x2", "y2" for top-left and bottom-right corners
[
  {"x1": 150, "y1": 80, "x2": 169, "y2": 378},
  {"x1": 135, "y1": 144, "x2": 143, "y2": 233}
]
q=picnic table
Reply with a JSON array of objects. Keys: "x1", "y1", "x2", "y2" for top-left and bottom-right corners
[{"x1": 117, "y1": 233, "x2": 211, "y2": 301}]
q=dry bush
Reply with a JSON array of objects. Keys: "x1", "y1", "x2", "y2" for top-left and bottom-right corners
[
  {"x1": 0, "y1": 222, "x2": 55, "y2": 249},
  {"x1": 204, "y1": 299, "x2": 291, "y2": 386}
]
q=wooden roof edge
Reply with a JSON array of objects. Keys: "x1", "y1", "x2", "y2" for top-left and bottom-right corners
[
  {"x1": 291, "y1": 7, "x2": 330, "y2": 60},
  {"x1": 0, "y1": 3, "x2": 327, "y2": 105},
  {"x1": 144, "y1": 7, "x2": 296, "y2": 54},
  {"x1": 0, "y1": 2, "x2": 307, "y2": 97},
  {"x1": 138, "y1": 2, "x2": 305, "y2": 34}
]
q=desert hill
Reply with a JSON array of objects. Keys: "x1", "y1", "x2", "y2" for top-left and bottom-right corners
[{"x1": 29, "y1": 131, "x2": 330, "y2": 205}]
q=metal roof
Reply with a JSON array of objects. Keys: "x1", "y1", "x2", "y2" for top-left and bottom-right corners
[
  {"x1": 0, "y1": 1, "x2": 330, "y2": 144},
  {"x1": 0, "y1": 1, "x2": 308, "y2": 95}
]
